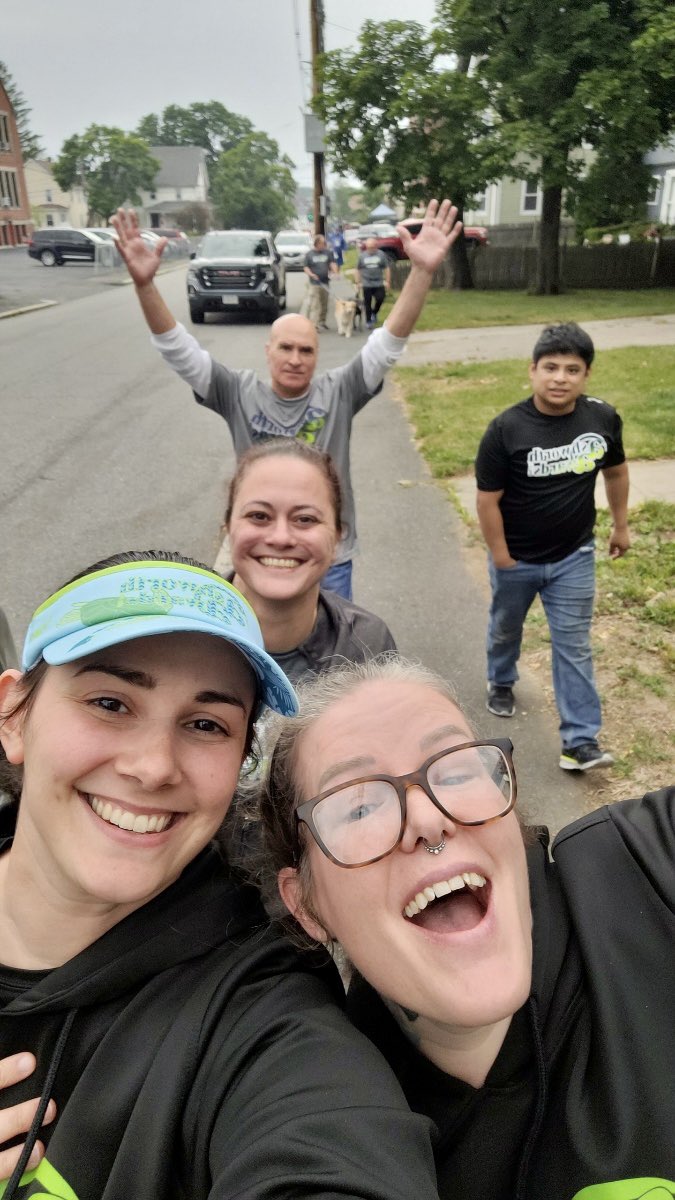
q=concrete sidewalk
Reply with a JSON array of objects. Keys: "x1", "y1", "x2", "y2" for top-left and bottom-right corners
[
  {"x1": 452, "y1": 457, "x2": 675, "y2": 516},
  {"x1": 404, "y1": 312, "x2": 675, "y2": 366}
]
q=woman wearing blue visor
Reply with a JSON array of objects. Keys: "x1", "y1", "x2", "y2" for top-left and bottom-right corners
[{"x1": 0, "y1": 551, "x2": 438, "y2": 1200}]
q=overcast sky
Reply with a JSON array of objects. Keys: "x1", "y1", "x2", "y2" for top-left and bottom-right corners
[{"x1": 4, "y1": 0, "x2": 437, "y2": 186}]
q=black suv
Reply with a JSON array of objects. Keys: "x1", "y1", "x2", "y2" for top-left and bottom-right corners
[
  {"x1": 187, "y1": 230, "x2": 286, "y2": 323},
  {"x1": 27, "y1": 228, "x2": 104, "y2": 267}
]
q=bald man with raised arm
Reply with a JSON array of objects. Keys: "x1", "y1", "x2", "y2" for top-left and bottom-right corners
[{"x1": 112, "y1": 201, "x2": 462, "y2": 599}]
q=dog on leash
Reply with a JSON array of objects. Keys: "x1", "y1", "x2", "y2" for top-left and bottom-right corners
[{"x1": 334, "y1": 297, "x2": 358, "y2": 338}]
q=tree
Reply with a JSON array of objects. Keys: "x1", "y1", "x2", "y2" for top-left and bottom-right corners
[
  {"x1": 572, "y1": 147, "x2": 654, "y2": 236},
  {"x1": 53, "y1": 126, "x2": 160, "y2": 222},
  {"x1": 136, "y1": 102, "x2": 253, "y2": 172},
  {"x1": 0, "y1": 61, "x2": 44, "y2": 160},
  {"x1": 210, "y1": 133, "x2": 296, "y2": 231},
  {"x1": 317, "y1": 21, "x2": 506, "y2": 287},
  {"x1": 172, "y1": 201, "x2": 211, "y2": 235},
  {"x1": 437, "y1": 0, "x2": 675, "y2": 292}
]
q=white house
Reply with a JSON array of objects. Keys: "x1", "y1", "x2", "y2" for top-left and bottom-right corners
[
  {"x1": 23, "y1": 159, "x2": 87, "y2": 228},
  {"x1": 137, "y1": 145, "x2": 209, "y2": 228}
]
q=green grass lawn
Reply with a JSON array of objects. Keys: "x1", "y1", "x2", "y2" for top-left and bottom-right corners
[
  {"x1": 379, "y1": 287, "x2": 675, "y2": 331},
  {"x1": 396, "y1": 344, "x2": 675, "y2": 477}
]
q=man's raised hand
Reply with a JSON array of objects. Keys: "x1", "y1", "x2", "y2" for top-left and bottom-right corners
[
  {"x1": 111, "y1": 208, "x2": 168, "y2": 288},
  {"x1": 397, "y1": 199, "x2": 462, "y2": 275}
]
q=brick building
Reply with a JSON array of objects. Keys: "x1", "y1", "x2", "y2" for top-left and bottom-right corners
[{"x1": 0, "y1": 80, "x2": 33, "y2": 246}]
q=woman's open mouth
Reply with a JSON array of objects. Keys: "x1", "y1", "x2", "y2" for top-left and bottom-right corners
[
  {"x1": 403, "y1": 872, "x2": 489, "y2": 934},
  {"x1": 81, "y1": 792, "x2": 177, "y2": 835}
]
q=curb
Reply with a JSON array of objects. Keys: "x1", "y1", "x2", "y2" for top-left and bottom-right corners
[
  {"x1": 101, "y1": 261, "x2": 188, "y2": 287},
  {"x1": 0, "y1": 299, "x2": 59, "y2": 320}
]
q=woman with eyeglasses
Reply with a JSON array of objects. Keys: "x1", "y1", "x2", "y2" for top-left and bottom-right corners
[
  {"x1": 260, "y1": 657, "x2": 675, "y2": 1199},
  {"x1": 0, "y1": 557, "x2": 438, "y2": 1200}
]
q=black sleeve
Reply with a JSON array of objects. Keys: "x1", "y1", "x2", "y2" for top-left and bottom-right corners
[
  {"x1": 601, "y1": 408, "x2": 626, "y2": 470},
  {"x1": 607, "y1": 787, "x2": 675, "y2": 909},
  {"x1": 189, "y1": 970, "x2": 439, "y2": 1199},
  {"x1": 475, "y1": 419, "x2": 509, "y2": 492}
]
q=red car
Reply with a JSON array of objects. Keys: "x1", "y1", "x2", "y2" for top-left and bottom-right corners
[{"x1": 358, "y1": 217, "x2": 489, "y2": 261}]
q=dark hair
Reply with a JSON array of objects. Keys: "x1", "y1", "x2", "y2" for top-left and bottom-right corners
[
  {"x1": 223, "y1": 439, "x2": 343, "y2": 535},
  {"x1": 0, "y1": 549, "x2": 259, "y2": 802},
  {"x1": 532, "y1": 322, "x2": 595, "y2": 367}
]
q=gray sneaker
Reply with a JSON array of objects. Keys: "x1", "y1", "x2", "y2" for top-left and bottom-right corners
[
  {"x1": 559, "y1": 742, "x2": 615, "y2": 771},
  {"x1": 486, "y1": 684, "x2": 515, "y2": 718}
]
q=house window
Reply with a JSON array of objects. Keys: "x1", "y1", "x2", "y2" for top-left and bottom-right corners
[
  {"x1": 521, "y1": 178, "x2": 540, "y2": 214},
  {"x1": 149, "y1": 191, "x2": 156, "y2": 200},
  {"x1": 471, "y1": 189, "x2": 486, "y2": 215},
  {"x1": 0, "y1": 169, "x2": 19, "y2": 208},
  {"x1": 176, "y1": 189, "x2": 182, "y2": 200},
  {"x1": 646, "y1": 176, "x2": 660, "y2": 206},
  {"x1": 46, "y1": 189, "x2": 52, "y2": 202},
  {"x1": 0, "y1": 113, "x2": 10, "y2": 150},
  {"x1": 46, "y1": 213, "x2": 54, "y2": 226}
]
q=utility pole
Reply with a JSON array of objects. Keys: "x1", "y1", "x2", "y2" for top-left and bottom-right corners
[{"x1": 309, "y1": 0, "x2": 326, "y2": 237}]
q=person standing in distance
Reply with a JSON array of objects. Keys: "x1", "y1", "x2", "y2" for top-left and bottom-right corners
[
  {"x1": 475, "y1": 322, "x2": 630, "y2": 771},
  {"x1": 112, "y1": 200, "x2": 463, "y2": 602},
  {"x1": 304, "y1": 234, "x2": 338, "y2": 331},
  {"x1": 355, "y1": 237, "x2": 392, "y2": 329}
]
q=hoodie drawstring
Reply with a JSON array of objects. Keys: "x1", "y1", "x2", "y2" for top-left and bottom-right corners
[
  {"x1": 5, "y1": 1009, "x2": 77, "y2": 1200},
  {"x1": 514, "y1": 996, "x2": 548, "y2": 1200}
]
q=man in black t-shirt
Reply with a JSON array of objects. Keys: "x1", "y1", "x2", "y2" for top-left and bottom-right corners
[{"x1": 475, "y1": 322, "x2": 630, "y2": 771}]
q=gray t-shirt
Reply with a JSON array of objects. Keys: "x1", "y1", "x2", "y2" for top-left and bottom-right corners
[
  {"x1": 196, "y1": 356, "x2": 381, "y2": 563},
  {"x1": 358, "y1": 249, "x2": 389, "y2": 287},
  {"x1": 305, "y1": 248, "x2": 334, "y2": 285}
]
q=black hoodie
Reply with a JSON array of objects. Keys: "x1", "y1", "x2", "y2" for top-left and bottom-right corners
[
  {"x1": 347, "y1": 788, "x2": 675, "y2": 1199},
  {"x1": 0, "y1": 827, "x2": 438, "y2": 1200}
]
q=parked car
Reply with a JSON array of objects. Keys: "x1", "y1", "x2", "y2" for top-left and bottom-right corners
[
  {"x1": 152, "y1": 227, "x2": 188, "y2": 244},
  {"x1": 357, "y1": 217, "x2": 489, "y2": 261},
  {"x1": 187, "y1": 230, "x2": 286, "y2": 323},
  {"x1": 274, "y1": 229, "x2": 312, "y2": 271},
  {"x1": 27, "y1": 228, "x2": 107, "y2": 267}
]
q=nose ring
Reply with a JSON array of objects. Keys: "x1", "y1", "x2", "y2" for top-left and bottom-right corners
[{"x1": 423, "y1": 837, "x2": 446, "y2": 855}]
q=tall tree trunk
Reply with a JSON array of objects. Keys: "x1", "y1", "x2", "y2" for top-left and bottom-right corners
[
  {"x1": 450, "y1": 201, "x2": 474, "y2": 290},
  {"x1": 535, "y1": 181, "x2": 562, "y2": 294}
]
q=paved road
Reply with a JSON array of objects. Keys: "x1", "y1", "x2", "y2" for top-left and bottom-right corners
[{"x1": 2, "y1": 267, "x2": 607, "y2": 833}]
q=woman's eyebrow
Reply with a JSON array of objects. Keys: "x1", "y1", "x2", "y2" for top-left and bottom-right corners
[
  {"x1": 317, "y1": 756, "x2": 376, "y2": 792},
  {"x1": 195, "y1": 690, "x2": 247, "y2": 711},
  {"x1": 74, "y1": 663, "x2": 155, "y2": 688},
  {"x1": 419, "y1": 724, "x2": 471, "y2": 752}
]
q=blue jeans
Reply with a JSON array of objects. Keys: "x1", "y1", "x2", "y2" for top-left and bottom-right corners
[
  {"x1": 322, "y1": 559, "x2": 353, "y2": 600},
  {"x1": 487, "y1": 543, "x2": 600, "y2": 749}
]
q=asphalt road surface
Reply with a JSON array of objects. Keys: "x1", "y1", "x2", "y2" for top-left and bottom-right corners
[{"x1": 1, "y1": 265, "x2": 598, "y2": 832}]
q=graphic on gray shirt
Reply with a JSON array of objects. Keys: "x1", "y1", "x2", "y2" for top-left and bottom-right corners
[{"x1": 358, "y1": 250, "x2": 389, "y2": 287}]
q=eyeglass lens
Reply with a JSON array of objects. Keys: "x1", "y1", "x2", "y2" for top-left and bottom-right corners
[{"x1": 312, "y1": 744, "x2": 512, "y2": 866}]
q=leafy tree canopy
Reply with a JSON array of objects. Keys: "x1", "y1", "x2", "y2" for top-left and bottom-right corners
[
  {"x1": 0, "y1": 60, "x2": 45, "y2": 160},
  {"x1": 136, "y1": 102, "x2": 253, "y2": 171},
  {"x1": 53, "y1": 125, "x2": 160, "y2": 221},
  {"x1": 210, "y1": 132, "x2": 296, "y2": 232},
  {"x1": 317, "y1": 20, "x2": 504, "y2": 212},
  {"x1": 434, "y1": 0, "x2": 675, "y2": 290}
]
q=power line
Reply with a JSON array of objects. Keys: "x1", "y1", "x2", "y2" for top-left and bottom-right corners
[{"x1": 292, "y1": 0, "x2": 309, "y2": 108}]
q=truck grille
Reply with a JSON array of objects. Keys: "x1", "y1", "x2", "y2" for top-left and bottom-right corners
[{"x1": 200, "y1": 267, "x2": 259, "y2": 289}]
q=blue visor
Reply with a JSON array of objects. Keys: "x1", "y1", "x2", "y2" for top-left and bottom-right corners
[{"x1": 22, "y1": 560, "x2": 298, "y2": 717}]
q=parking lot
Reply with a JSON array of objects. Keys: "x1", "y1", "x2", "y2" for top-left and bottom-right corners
[{"x1": 0, "y1": 243, "x2": 191, "y2": 316}]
